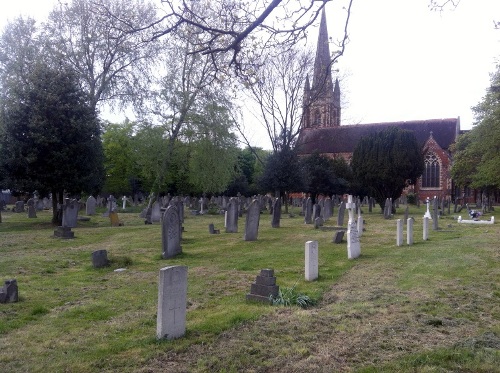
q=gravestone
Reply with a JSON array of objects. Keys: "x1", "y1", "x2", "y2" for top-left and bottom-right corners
[
  {"x1": 225, "y1": 197, "x2": 238, "y2": 233},
  {"x1": 151, "y1": 201, "x2": 162, "y2": 223},
  {"x1": 109, "y1": 211, "x2": 123, "y2": 226},
  {"x1": 323, "y1": 198, "x2": 333, "y2": 220},
  {"x1": 423, "y1": 198, "x2": 432, "y2": 219},
  {"x1": 157, "y1": 265, "x2": 188, "y2": 340},
  {"x1": 92, "y1": 250, "x2": 109, "y2": 268},
  {"x1": 383, "y1": 198, "x2": 392, "y2": 219},
  {"x1": 404, "y1": 206, "x2": 409, "y2": 224},
  {"x1": 271, "y1": 198, "x2": 281, "y2": 228},
  {"x1": 304, "y1": 198, "x2": 312, "y2": 224},
  {"x1": 337, "y1": 201, "x2": 346, "y2": 226},
  {"x1": 432, "y1": 196, "x2": 439, "y2": 230},
  {"x1": 312, "y1": 204, "x2": 321, "y2": 221},
  {"x1": 14, "y1": 201, "x2": 24, "y2": 213},
  {"x1": 54, "y1": 226, "x2": 74, "y2": 239},
  {"x1": 0, "y1": 279, "x2": 18, "y2": 303},
  {"x1": 244, "y1": 199, "x2": 260, "y2": 241},
  {"x1": 396, "y1": 219, "x2": 403, "y2": 246},
  {"x1": 161, "y1": 206, "x2": 182, "y2": 259},
  {"x1": 332, "y1": 230, "x2": 344, "y2": 244},
  {"x1": 423, "y1": 216, "x2": 429, "y2": 241},
  {"x1": 43, "y1": 197, "x2": 51, "y2": 210},
  {"x1": 305, "y1": 241, "x2": 318, "y2": 281},
  {"x1": 346, "y1": 195, "x2": 361, "y2": 259},
  {"x1": 357, "y1": 214, "x2": 363, "y2": 237},
  {"x1": 27, "y1": 198, "x2": 37, "y2": 218},
  {"x1": 36, "y1": 199, "x2": 44, "y2": 211},
  {"x1": 407, "y1": 218, "x2": 414, "y2": 245},
  {"x1": 62, "y1": 198, "x2": 79, "y2": 228},
  {"x1": 86, "y1": 196, "x2": 97, "y2": 215},
  {"x1": 314, "y1": 216, "x2": 324, "y2": 229},
  {"x1": 208, "y1": 223, "x2": 220, "y2": 234},
  {"x1": 368, "y1": 197, "x2": 374, "y2": 213},
  {"x1": 246, "y1": 269, "x2": 279, "y2": 304}
]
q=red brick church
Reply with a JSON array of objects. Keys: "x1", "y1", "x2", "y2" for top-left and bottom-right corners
[{"x1": 296, "y1": 9, "x2": 461, "y2": 202}]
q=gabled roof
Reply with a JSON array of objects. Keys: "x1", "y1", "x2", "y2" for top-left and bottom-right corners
[{"x1": 296, "y1": 118, "x2": 460, "y2": 155}]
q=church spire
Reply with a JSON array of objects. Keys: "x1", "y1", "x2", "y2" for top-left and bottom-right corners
[{"x1": 311, "y1": 8, "x2": 334, "y2": 100}]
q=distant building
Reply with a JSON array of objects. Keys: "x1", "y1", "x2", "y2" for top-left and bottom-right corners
[{"x1": 296, "y1": 9, "x2": 462, "y2": 202}]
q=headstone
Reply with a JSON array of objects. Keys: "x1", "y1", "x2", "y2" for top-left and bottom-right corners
[
  {"x1": 396, "y1": 219, "x2": 403, "y2": 247},
  {"x1": 314, "y1": 216, "x2": 324, "y2": 229},
  {"x1": 161, "y1": 206, "x2": 182, "y2": 259},
  {"x1": 368, "y1": 197, "x2": 374, "y2": 213},
  {"x1": 423, "y1": 216, "x2": 429, "y2": 241},
  {"x1": 246, "y1": 269, "x2": 279, "y2": 304},
  {"x1": 432, "y1": 196, "x2": 439, "y2": 231},
  {"x1": 332, "y1": 230, "x2": 344, "y2": 244},
  {"x1": 62, "y1": 198, "x2": 79, "y2": 228},
  {"x1": 407, "y1": 218, "x2": 414, "y2": 245},
  {"x1": 244, "y1": 199, "x2": 260, "y2": 241},
  {"x1": 271, "y1": 198, "x2": 281, "y2": 228},
  {"x1": 86, "y1": 196, "x2": 97, "y2": 215},
  {"x1": 346, "y1": 195, "x2": 361, "y2": 259},
  {"x1": 157, "y1": 265, "x2": 188, "y2": 340},
  {"x1": 304, "y1": 198, "x2": 312, "y2": 224},
  {"x1": 404, "y1": 206, "x2": 409, "y2": 224},
  {"x1": 383, "y1": 198, "x2": 392, "y2": 219},
  {"x1": 122, "y1": 196, "x2": 128, "y2": 209},
  {"x1": 323, "y1": 198, "x2": 333, "y2": 220},
  {"x1": 92, "y1": 250, "x2": 109, "y2": 268},
  {"x1": 305, "y1": 241, "x2": 318, "y2": 281},
  {"x1": 0, "y1": 279, "x2": 18, "y2": 303},
  {"x1": 357, "y1": 215, "x2": 363, "y2": 237},
  {"x1": 312, "y1": 204, "x2": 321, "y2": 220},
  {"x1": 225, "y1": 197, "x2": 238, "y2": 233},
  {"x1": 337, "y1": 201, "x2": 346, "y2": 226},
  {"x1": 109, "y1": 211, "x2": 122, "y2": 226},
  {"x1": 54, "y1": 226, "x2": 75, "y2": 239},
  {"x1": 35, "y1": 199, "x2": 44, "y2": 211},
  {"x1": 14, "y1": 201, "x2": 24, "y2": 213},
  {"x1": 151, "y1": 201, "x2": 162, "y2": 223},
  {"x1": 27, "y1": 198, "x2": 37, "y2": 218},
  {"x1": 208, "y1": 223, "x2": 220, "y2": 234}
]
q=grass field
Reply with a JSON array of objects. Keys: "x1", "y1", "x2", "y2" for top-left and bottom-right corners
[{"x1": 0, "y1": 203, "x2": 499, "y2": 372}]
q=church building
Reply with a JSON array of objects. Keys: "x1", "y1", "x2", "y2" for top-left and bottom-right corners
[{"x1": 296, "y1": 9, "x2": 461, "y2": 202}]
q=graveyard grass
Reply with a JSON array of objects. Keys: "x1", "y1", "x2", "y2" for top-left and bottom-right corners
[{"x1": 0, "y1": 205, "x2": 499, "y2": 372}]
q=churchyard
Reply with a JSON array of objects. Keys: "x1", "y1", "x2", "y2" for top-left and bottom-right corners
[{"x1": 0, "y1": 200, "x2": 499, "y2": 372}]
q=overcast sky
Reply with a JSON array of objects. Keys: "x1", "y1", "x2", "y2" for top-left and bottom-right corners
[{"x1": 1, "y1": 0, "x2": 499, "y2": 150}]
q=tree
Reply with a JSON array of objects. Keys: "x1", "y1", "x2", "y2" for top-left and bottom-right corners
[
  {"x1": 44, "y1": 0, "x2": 159, "y2": 111},
  {"x1": 351, "y1": 126, "x2": 424, "y2": 211},
  {"x1": 301, "y1": 152, "x2": 351, "y2": 201},
  {"x1": 0, "y1": 63, "x2": 104, "y2": 224},
  {"x1": 451, "y1": 64, "x2": 500, "y2": 190}
]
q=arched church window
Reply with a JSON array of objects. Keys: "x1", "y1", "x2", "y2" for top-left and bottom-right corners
[
  {"x1": 313, "y1": 109, "x2": 321, "y2": 126},
  {"x1": 422, "y1": 152, "x2": 440, "y2": 188}
]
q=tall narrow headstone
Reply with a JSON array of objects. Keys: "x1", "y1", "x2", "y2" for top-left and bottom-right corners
[
  {"x1": 27, "y1": 198, "x2": 37, "y2": 218},
  {"x1": 337, "y1": 201, "x2": 346, "y2": 226},
  {"x1": 161, "y1": 206, "x2": 182, "y2": 259},
  {"x1": 86, "y1": 196, "x2": 97, "y2": 215},
  {"x1": 305, "y1": 241, "x2": 318, "y2": 281},
  {"x1": 323, "y1": 198, "x2": 333, "y2": 220},
  {"x1": 304, "y1": 198, "x2": 312, "y2": 224},
  {"x1": 357, "y1": 214, "x2": 363, "y2": 237},
  {"x1": 157, "y1": 265, "x2": 188, "y2": 340},
  {"x1": 62, "y1": 198, "x2": 79, "y2": 228},
  {"x1": 396, "y1": 219, "x2": 403, "y2": 246},
  {"x1": 407, "y1": 218, "x2": 414, "y2": 245},
  {"x1": 226, "y1": 197, "x2": 238, "y2": 233},
  {"x1": 244, "y1": 199, "x2": 260, "y2": 241},
  {"x1": 432, "y1": 196, "x2": 439, "y2": 231},
  {"x1": 423, "y1": 216, "x2": 429, "y2": 241},
  {"x1": 404, "y1": 206, "x2": 409, "y2": 224},
  {"x1": 151, "y1": 201, "x2": 162, "y2": 223},
  {"x1": 346, "y1": 195, "x2": 361, "y2": 259},
  {"x1": 271, "y1": 198, "x2": 281, "y2": 228}
]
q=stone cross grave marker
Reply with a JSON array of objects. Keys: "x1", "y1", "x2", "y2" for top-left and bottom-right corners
[
  {"x1": 244, "y1": 199, "x2": 260, "y2": 241},
  {"x1": 346, "y1": 195, "x2": 361, "y2": 259},
  {"x1": 157, "y1": 265, "x2": 188, "y2": 340}
]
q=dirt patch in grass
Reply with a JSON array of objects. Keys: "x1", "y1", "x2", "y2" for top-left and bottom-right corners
[{"x1": 141, "y1": 258, "x2": 498, "y2": 372}]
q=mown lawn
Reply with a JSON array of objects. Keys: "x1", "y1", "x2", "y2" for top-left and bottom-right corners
[{"x1": 0, "y1": 203, "x2": 498, "y2": 372}]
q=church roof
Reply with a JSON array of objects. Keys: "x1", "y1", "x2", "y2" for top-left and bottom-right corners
[{"x1": 296, "y1": 118, "x2": 460, "y2": 155}]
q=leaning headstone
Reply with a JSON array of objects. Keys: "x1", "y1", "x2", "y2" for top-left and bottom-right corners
[
  {"x1": 161, "y1": 206, "x2": 182, "y2": 259},
  {"x1": 86, "y1": 196, "x2": 97, "y2": 215},
  {"x1": 346, "y1": 195, "x2": 361, "y2": 259},
  {"x1": 27, "y1": 198, "x2": 37, "y2": 218},
  {"x1": 151, "y1": 201, "x2": 162, "y2": 223},
  {"x1": 244, "y1": 199, "x2": 260, "y2": 241},
  {"x1": 246, "y1": 269, "x2": 279, "y2": 304},
  {"x1": 407, "y1": 218, "x2": 414, "y2": 245},
  {"x1": 332, "y1": 230, "x2": 345, "y2": 244},
  {"x1": 92, "y1": 250, "x2": 109, "y2": 268},
  {"x1": 157, "y1": 265, "x2": 188, "y2": 340},
  {"x1": 271, "y1": 198, "x2": 281, "y2": 228},
  {"x1": 225, "y1": 197, "x2": 238, "y2": 233},
  {"x1": 423, "y1": 216, "x2": 429, "y2": 241},
  {"x1": 0, "y1": 279, "x2": 18, "y2": 303},
  {"x1": 337, "y1": 201, "x2": 346, "y2": 226},
  {"x1": 305, "y1": 241, "x2": 318, "y2": 281},
  {"x1": 396, "y1": 219, "x2": 403, "y2": 247},
  {"x1": 304, "y1": 198, "x2": 312, "y2": 224}
]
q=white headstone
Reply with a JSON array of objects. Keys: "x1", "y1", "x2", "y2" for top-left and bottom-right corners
[
  {"x1": 346, "y1": 195, "x2": 361, "y2": 259},
  {"x1": 407, "y1": 218, "x2": 414, "y2": 245},
  {"x1": 423, "y1": 217, "x2": 429, "y2": 240},
  {"x1": 157, "y1": 265, "x2": 187, "y2": 340},
  {"x1": 357, "y1": 214, "x2": 363, "y2": 237},
  {"x1": 305, "y1": 241, "x2": 319, "y2": 281},
  {"x1": 396, "y1": 219, "x2": 403, "y2": 246}
]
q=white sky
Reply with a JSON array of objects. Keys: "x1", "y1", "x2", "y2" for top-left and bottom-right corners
[{"x1": 1, "y1": 0, "x2": 499, "y2": 150}]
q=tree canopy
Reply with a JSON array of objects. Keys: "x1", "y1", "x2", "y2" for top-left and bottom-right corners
[{"x1": 351, "y1": 126, "x2": 424, "y2": 210}]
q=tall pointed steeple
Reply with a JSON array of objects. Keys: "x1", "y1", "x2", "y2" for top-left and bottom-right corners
[{"x1": 311, "y1": 8, "x2": 334, "y2": 101}]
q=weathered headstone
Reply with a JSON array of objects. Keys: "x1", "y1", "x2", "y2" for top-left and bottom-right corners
[
  {"x1": 337, "y1": 201, "x2": 346, "y2": 226},
  {"x1": 27, "y1": 198, "x2": 37, "y2": 218},
  {"x1": 109, "y1": 211, "x2": 122, "y2": 226},
  {"x1": 432, "y1": 196, "x2": 439, "y2": 231},
  {"x1": 332, "y1": 230, "x2": 344, "y2": 244},
  {"x1": 383, "y1": 198, "x2": 392, "y2": 219},
  {"x1": 244, "y1": 199, "x2": 260, "y2": 241},
  {"x1": 92, "y1": 250, "x2": 109, "y2": 268},
  {"x1": 346, "y1": 195, "x2": 361, "y2": 259},
  {"x1": 14, "y1": 201, "x2": 24, "y2": 213},
  {"x1": 157, "y1": 265, "x2": 188, "y2": 340},
  {"x1": 396, "y1": 219, "x2": 403, "y2": 246},
  {"x1": 407, "y1": 218, "x2": 414, "y2": 245},
  {"x1": 312, "y1": 204, "x2": 321, "y2": 221},
  {"x1": 246, "y1": 269, "x2": 279, "y2": 304},
  {"x1": 225, "y1": 197, "x2": 238, "y2": 233},
  {"x1": 161, "y1": 206, "x2": 182, "y2": 259},
  {"x1": 151, "y1": 201, "x2": 162, "y2": 223},
  {"x1": 62, "y1": 199, "x2": 79, "y2": 228},
  {"x1": 305, "y1": 241, "x2": 318, "y2": 281},
  {"x1": 86, "y1": 196, "x2": 97, "y2": 215},
  {"x1": 271, "y1": 198, "x2": 281, "y2": 228},
  {"x1": 314, "y1": 216, "x2": 324, "y2": 229},
  {"x1": 404, "y1": 206, "x2": 409, "y2": 224},
  {"x1": 357, "y1": 214, "x2": 363, "y2": 237},
  {"x1": 0, "y1": 279, "x2": 18, "y2": 304},
  {"x1": 304, "y1": 198, "x2": 312, "y2": 224},
  {"x1": 423, "y1": 216, "x2": 429, "y2": 241},
  {"x1": 323, "y1": 198, "x2": 333, "y2": 220},
  {"x1": 208, "y1": 223, "x2": 220, "y2": 234}
]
